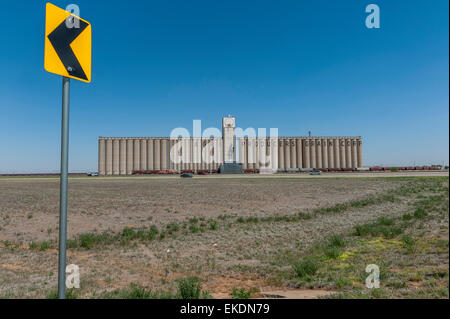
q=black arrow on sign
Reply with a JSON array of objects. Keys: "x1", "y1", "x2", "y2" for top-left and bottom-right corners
[{"x1": 48, "y1": 16, "x2": 89, "y2": 80}]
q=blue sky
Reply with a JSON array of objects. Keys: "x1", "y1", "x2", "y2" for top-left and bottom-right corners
[{"x1": 0, "y1": 0, "x2": 448, "y2": 173}]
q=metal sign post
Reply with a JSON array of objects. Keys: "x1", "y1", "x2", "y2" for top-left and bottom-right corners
[
  {"x1": 44, "y1": 3, "x2": 91, "y2": 299},
  {"x1": 58, "y1": 76, "x2": 70, "y2": 299}
]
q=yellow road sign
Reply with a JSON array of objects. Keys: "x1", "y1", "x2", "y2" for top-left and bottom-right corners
[{"x1": 44, "y1": 3, "x2": 91, "y2": 83}]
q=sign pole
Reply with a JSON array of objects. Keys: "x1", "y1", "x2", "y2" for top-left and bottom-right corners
[{"x1": 58, "y1": 76, "x2": 70, "y2": 299}]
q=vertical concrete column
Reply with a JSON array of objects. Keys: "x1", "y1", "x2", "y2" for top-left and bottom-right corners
[
  {"x1": 244, "y1": 138, "x2": 249, "y2": 169},
  {"x1": 258, "y1": 138, "x2": 265, "y2": 168},
  {"x1": 278, "y1": 138, "x2": 284, "y2": 170},
  {"x1": 133, "y1": 139, "x2": 140, "y2": 171},
  {"x1": 112, "y1": 139, "x2": 120, "y2": 175},
  {"x1": 296, "y1": 138, "x2": 303, "y2": 169},
  {"x1": 161, "y1": 139, "x2": 168, "y2": 170},
  {"x1": 119, "y1": 139, "x2": 127, "y2": 175},
  {"x1": 168, "y1": 139, "x2": 174, "y2": 170},
  {"x1": 220, "y1": 138, "x2": 224, "y2": 166},
  {"x1": 290, "y1": 139, "x2": 297, "y2": 169},
  {"x1": 191, "y1": 138, "x2": 197, "y2": 171},
  {"x1": 239, "y1": 138, "x2": 245, "y2": 165},
  {"x1": 351, "y1": 139, "x2": 358, "y2": 168},
  {"x1": 271, "y1": 138, "x2": 278, "y2": 171},
  {"x1": 186, "y1": 138, "x2": 191, "y2": 170},
  {"x1": 357, "y1": 139, "x2": 363, "y2": 168},
  {"x1": 345, "y1": 139, "x2": 352, "y2": 168},
  {"x1": 199, "y1": 139, "x2": 203, "y2": 170},
  {"x1": 246, "y1": 138, "x2": 252, "y2": 169},
  {"x1": 322, "y1": 139, "x2": 328, "y2": 169},
  {"x1": 334, "y1": 138, "x2": 340, "y2": 169},
  {"x1": 197, "y1": 138, "x2": 202, "y2": 171},
  {"x1": 154, "y1": 139, "x2": 161, "y2": 170},
  {"x1": 310, "y1": 139, "x2": 316, "y2": 168},
  {"x1": 284, "y1": 139, "x2": 290, "y2": 169},
  {"x1": 215, "y1": 138, "x2": 220, "y2": 170},
  {"x1": 252, "y1": 139, "x2": 257, "y2": 169},
  {"x1": 98, "y1": 138, "x2": 106, "y2": 175},
  {"x1": 147, "y1": 139, "x2": 154, "y2": 170},
  {"x1": 249, "y1": 138, "x2": 255, "y2": 169},
  {"x1": 126, "y1": 139, "x2": 133, "y2": 174},
  {"x1": 189, "y1": 138, "x2": 194, "y2": 170},
  {"x1": 328, "y1": 139, "x2": 334, "y2": 169},
  {"x1": 304, "y1": 139, "x2": 310, "y2": 168},
  {"x1": 252, "y1": 138, "x2": 258, "y2": 169},
  {"x1": 339, "y1": 139, "x2": 346, "y2": 169},
  {"x1": 316, "y1": 139, "x2": 322, "y2": 169},
  {"x1": 140, "y1": 139, "x2": 147, "y2": 170},
  {"x1": 106, "y1": 139, "x2": 113, "y2": 175}
]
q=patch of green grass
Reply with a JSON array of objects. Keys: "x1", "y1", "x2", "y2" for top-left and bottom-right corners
[
  {"x1": 413, "y1": 207, "x2": 428, "y2": 219},
  {"x1": 39, "y1": 241, "x2": 51, "y2": 251},
  {"x1": 189, "y1": 224, "x2": 199, "y2": 233},
  {"x1": 189, "y1": 217, "x2": 199, "y2": 224},
  {"x1": 101, "y1": 283, "x2": 176, "y2": 299},
  {"x1": 292, "y1": 258, "x2": 318, "y2": 279},
  {"x1": 401, "y1": 234, "x2": 417, "y2": 254},
  {"x1": 354, "y1": 217, "x2": 403, "y2": 239},
  {"x1": 208, "y1": 219, "x2": 218, "y2": 230},
  {"x1": 231, "y1": 287, "x2": 257, "y2": 299},
  {"x1": 177, "y1": 277, "x2": 210, "y2": 299}
]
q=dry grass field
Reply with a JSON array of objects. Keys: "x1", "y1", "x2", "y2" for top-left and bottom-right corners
[{"x1": 0, "y1": 175, "x2": 448, "y2": 299}]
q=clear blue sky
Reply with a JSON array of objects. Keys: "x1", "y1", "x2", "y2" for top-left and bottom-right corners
[{"x1": 0, "y1": 0, "x2": 448, "y2": 173}]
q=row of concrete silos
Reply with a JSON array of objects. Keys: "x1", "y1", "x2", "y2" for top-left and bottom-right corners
[
  {"x1": 238, "y1": 137, "x2": 362, "y2": 170},
  {"x1": 98, "y1": 137, "x2": 224, "y2": 175}
]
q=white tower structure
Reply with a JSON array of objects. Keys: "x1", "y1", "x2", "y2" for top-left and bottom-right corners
[{"x1": 222, "y1": 116, "x2": 236, "y2": 163}]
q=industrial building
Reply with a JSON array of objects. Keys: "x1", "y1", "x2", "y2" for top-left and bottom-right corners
[{"x1": 98, "y1": 116, "x2": 363, "y2": 175}]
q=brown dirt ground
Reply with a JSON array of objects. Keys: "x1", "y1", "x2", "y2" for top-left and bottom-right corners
[{"x1": 0, "y1": 176, "x2": 435, "y2": 298}]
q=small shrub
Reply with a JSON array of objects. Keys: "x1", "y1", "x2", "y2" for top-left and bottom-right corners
[
  {"x1": 413, "y1": 207, "x2": 427, "y2": 219},
  {"x1": 327, "y1": 235, "x2": 345, "y2": 248},
  {"x1": 402, "y1": 213, "x2": 413, "y2": 221},
  {"x1": 177, "y1": 277, "x2": 202, "y2": 299},
  {"x1": 231, "y1": 287, "x2": 255, "y2": 299},
  {"x1": 292, "y1": 259, "x2": 318, "y2": 279},
  {"x1": 323, "y1": 246, "x2": 341, "y2": 259},
  {"x1": 334, "y1": 277, "x2": 352, "y2": 289},
  {"x1": 189, "y1": 224, "x2": 199, "y2": 233},
  {"x1": 39, "y1": 241, "x2": 51, "y2": 251},
  {"x1": 209, "y1": 219, "x2": 218, "y2": 230}
]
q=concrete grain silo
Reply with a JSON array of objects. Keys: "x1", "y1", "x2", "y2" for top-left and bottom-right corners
[
  {"x1": 147, "y1": 139, "x2": 154, "y2": 170},
  {"x1": 310, "y1": 140, "x2": 316, "y2": 168},
  {"x1": 351, "y1": 139, "x2": 358, "y2": 168},
  {"x1": 345, "y1": 139, "x2": 352, "y2": 168},
  {"x1": 322, "y1": 139, "x2": 328, "y2": 169},
  {"x1": 98, "y1": 138, "x2": 105, "y2": 175},
  {"x1": 98, "y1": 117, "x2": 363, "y2": 175},
  {"x1": 296, "y1": 139, "x2": 303, "y2": 169},
  {"x1": 357, "y1": 139, "x2": 363, "y2": 168},
  {"x1": 303, "y1": 139, "x2": 310, "y2": 168},
  {"x1": 140, "y1": 139, "x2": 147, "y2": 170},
  {"x1": 113, "y1": 139, "x2": 120, "y2": 175},
  {"x1": 316, "y1": 139, "x2": 322, "y2": 169},
  {"x1": 328, "y1": 139, "x2": 334, "y2": 169},
  {"x1": 339, "y1": 139, "x2": 345, "y2": 169},
  {"x1": 154, "y1": 139, "x2": 160, "y2": 170},
  {"x1": 119, "y1": 139, "x2": 126, "y2": 174},
  {"x1": 290, "y1": 139, "x2": 296, "y2": 169},
  {"x1": 106, "y1": 139, "x2": 113, "y2": 175},
  {"x1": 278, "y1": 139, "x2": 285, "y2": 170},
  {"x1": 283, "y1": 139, "x2": 290, "y2": 169}
]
